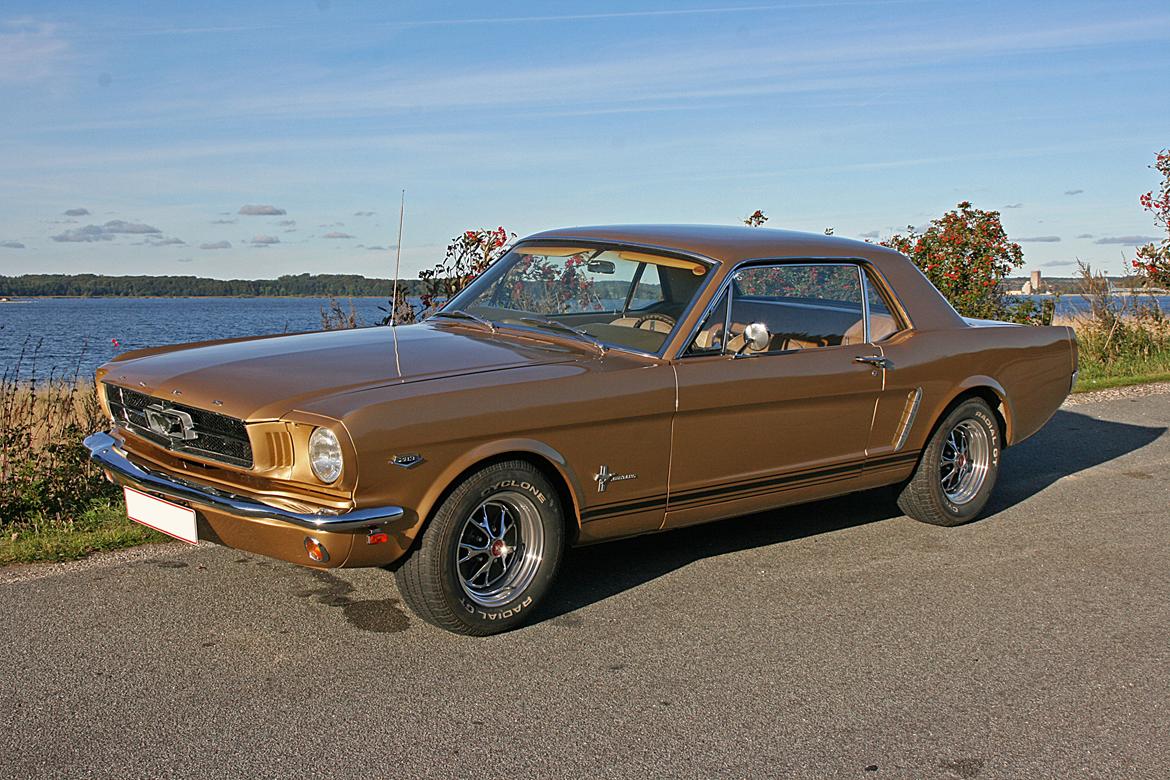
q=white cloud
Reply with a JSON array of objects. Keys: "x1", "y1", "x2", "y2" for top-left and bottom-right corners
[
  {"x1": 211, "y1": 218, "x2": 237, "y2": 224},
  {"x1": 277, "y1": 219, "x2": 296, "y2": 226},
  {"x1": 0, "y1": 20, "x2": 69, "y2": 84},
  {"x1": 1075, "y1": 233, "x2": 1094, "y2": 239},
  {"x1": 1003, "y1": 203, "x2": 1023, "y2": 209},
  {"x1": 143, "y1": 236, "x2": 185, "y2": 246},
  {"x1": 1017, "y1": 235, "x2": 1061, "y2": 242},
  {"x1": 176, "y1": 257, "x2": 194, "y2": 263},
  {"x1": 166, "y1": 14, "x2": 1170, "y2": 124},
  {"x1": 1064, "y1": 189, "x2": 1085, "y2": 196},
  {"x1": 63, "y1": 207, "x2": 90, "y2": 216},
  {"x1": 1094, "y1": 235, "x2": 1160, "y2": 245},
  {"x1": 250, "y1": 234, "x2": 280, "y2": 246},
  {"x1": 0, "y1": 240, "x2": 26, "y2": 249},
  {"x1": 857, "y1": 230, "x2": 880, "y2": 239},
  {"x1": 239, "y1": 204, "x2": 286, "y2": 216},
  {"x1": 322, "y1": 231, "x2": 354, "y2": 239},
  {"x1": 102, "y1": 220, "x2": 162, "y2": 235},
  {"x1": 52, "y1": 225, "x2": 113, "y2": 242},
  {"x1": 49, "y1": 219, "x2": 157, "y2": 240},
  {"x1": 199, "y1": 240, "x2": 232, "y2": 250},
  {"x1": 354, "y1": 211, "x2": 375, "y2": 217}
]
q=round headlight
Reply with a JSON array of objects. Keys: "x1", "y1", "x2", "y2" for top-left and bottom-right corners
[{"x1": 308, "y1": 427, "x2": 343, "y2": 483}]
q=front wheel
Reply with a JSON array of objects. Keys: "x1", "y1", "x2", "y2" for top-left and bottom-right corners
[
  {"x1": 395, "y1": 460, "x2": 564, "y2": 635},
  {"x1": 897, "y1": 398, "x2": 1001, "y2": 526}
]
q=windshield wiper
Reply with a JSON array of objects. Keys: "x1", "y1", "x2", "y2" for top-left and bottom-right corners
[
  {"x1": 518, "y1": 317, "x2": 607, "y2": 356},
  {"x1": 429, "y1": 309, "x2": 497, "y2": 333}
]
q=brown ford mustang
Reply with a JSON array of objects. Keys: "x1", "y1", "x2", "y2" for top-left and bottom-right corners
[{"x1": 87, "y1": 225, "x2": 1077, "y2": 635}]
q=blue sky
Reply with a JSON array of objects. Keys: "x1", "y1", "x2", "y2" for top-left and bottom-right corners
[{"x1": 1, "y1": 0, "x2": 1168, "y2": 280}]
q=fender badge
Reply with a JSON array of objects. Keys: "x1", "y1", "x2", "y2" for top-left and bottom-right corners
[
  {"x1": 594, "y1": 465, "x2": 637, "y2": 493},
  {"x1": 391, "y1": 454, "x2": 423, "y2": 469}
]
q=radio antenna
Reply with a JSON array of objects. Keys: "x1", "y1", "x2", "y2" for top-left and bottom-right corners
[{"x1": 390, "y1": 188, "x2": 405, "y2": 326}]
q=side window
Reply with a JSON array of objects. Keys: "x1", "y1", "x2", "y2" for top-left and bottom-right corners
[
  {"x1": 864, "y1": 269, "x2": 902, "y2": 342},
  {"x1": 726, "y1": 264, "x2": 865, "y2": 353}
]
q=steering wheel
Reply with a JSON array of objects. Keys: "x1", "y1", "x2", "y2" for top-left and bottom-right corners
[{"x1": 632, "y1": 313, "x2": 676, "y2": 331}]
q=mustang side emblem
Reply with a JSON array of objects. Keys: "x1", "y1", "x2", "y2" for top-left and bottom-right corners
[
  {"x1": 594, "y1": 464, "x2": 637, "y2": 493},
  {"x1": 144, "y1": 404, "x2": 198, "y2": 441}
]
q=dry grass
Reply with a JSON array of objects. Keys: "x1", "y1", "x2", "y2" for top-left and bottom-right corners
[
  {"x1": 1064, "y1": 263, "x2": 1170, "y2": 390},
  {"x1": 0, "y1": 341, "x2": 143, "y2": 561},
  {"x1": 320, "y1": 297, "x2": 360, "y2": 329}
]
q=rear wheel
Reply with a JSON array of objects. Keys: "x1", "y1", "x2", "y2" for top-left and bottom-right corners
[
  {"x1": 897, "y1": 398, "x2": 1001, "y2": 526},
  {"x1": 395, "y1": 460, "x2": 564, "y2": 635}
]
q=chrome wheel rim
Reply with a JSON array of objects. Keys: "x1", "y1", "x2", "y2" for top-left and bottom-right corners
[
  {"x1": 455, "y1": 491, "x2": 544, "y2": 608},
  {"x1": 939, "y1": 419, "x2": 991, "y2": 505}
]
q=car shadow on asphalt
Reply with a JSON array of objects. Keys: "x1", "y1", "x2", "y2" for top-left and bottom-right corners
[
  {"x1": 539, "y1": 409, "x2": 1165, "y2": 624},
  {"x1": 986, "y1": 409, "x2": 1165, "y2": 514}
]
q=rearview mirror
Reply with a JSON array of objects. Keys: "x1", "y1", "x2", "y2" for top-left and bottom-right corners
[{"x1": 586, "y1": 259, "x2": 616, "y2": 274}]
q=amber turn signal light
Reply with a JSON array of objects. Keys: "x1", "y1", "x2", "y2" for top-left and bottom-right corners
[{"x1": 304, "y1": 536, "x2": 329, "y2": 563}]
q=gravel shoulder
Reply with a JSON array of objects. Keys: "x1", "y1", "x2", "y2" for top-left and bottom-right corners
[{"x1": 1064, "y1": 379, "x2": 1170, "y2": 405}]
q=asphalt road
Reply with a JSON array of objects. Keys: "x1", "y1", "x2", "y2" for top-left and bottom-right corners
[{"x1": 2, "y1": 391, "x2": 1168, "y2": 780}]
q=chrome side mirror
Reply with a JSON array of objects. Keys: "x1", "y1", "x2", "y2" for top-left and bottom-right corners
[{"x1": 737, "y1": 322, "x2": 772, "y2": 355}]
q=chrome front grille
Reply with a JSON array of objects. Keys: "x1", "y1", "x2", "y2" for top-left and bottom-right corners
[{"x1": 104, "y1": 384, "x2": 253, "y2": 468}]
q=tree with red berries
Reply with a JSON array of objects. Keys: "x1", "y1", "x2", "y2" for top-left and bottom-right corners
[
  {"x1": 1131, "y1": 149, "x2": 1170, "y2": 289},
  {"x1": 414, "y1": 226, "x2": 514, "y2": 315},
  {"x1": 882, "y1": 202, "x2": 1032, "y2": 321}
]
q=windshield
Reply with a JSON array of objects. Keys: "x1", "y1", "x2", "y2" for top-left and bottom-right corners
[{"x1": 440, "y1": 244, "x2": 711, "y2": 353}]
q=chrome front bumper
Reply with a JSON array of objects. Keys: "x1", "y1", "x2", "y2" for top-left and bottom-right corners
[{"x1": 84, "y1": 431, "x2": 404, "y2": 532}]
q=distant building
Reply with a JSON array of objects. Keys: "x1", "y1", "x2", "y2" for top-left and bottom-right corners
[{"x1": 1021, "y1": 270, "x2": 1043, "y2": 295}]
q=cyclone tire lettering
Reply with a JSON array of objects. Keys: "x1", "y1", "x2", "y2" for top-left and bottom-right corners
[{"x1": 481, "y1": 479, "x2": 547, "y2": 505}]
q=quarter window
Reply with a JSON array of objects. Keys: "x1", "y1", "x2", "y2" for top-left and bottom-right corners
[{"x1": 864, "y1": 269, "x2": 902, "y2": 342}]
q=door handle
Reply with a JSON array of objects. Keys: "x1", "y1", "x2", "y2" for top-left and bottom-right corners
[{"x1": 854, "y1": 355, "x2": 893, "y2": 369}]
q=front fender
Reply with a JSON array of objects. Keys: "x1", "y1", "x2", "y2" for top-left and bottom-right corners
[{"x1": 414, "y1": 438, "x2": 585, "y2": 537}]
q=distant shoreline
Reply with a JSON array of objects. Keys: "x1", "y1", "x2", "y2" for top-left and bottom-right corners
[{"x1": 0, "y1": 273, "x2": 426, "y2": 299}]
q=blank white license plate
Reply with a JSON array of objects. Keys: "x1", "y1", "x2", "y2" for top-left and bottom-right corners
[{"x1": 124, "y1": 487, "x2": 198, "y2": 544}]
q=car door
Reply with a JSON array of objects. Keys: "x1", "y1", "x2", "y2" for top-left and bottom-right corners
[{"x1": 665, "y1": 261, "x2": 886, "y2": 528}]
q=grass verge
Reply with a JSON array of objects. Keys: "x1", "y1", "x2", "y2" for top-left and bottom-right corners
[
  {"x1": 0, "y1": 500, "x2": 166, "y2": 566},
  {"x1": 1074, "y1": 370, "x2": 1170, "y2": 392}
]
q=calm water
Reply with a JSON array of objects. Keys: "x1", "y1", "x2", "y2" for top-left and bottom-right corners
[
  {"x1": 1, "y1": 294, "x2": 1167, "y2": 381},
  {"x1": 0, "y1": 297, "x2": 416, "y2": 381}
]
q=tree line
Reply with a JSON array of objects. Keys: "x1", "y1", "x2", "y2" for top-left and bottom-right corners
[{"x1": 0, "y1": 273, "x2": 428, "y2": 298}]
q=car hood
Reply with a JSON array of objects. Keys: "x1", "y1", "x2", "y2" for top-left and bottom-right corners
[{"x1": 99, "y1": 322, "x2": 580, "y2": 421}]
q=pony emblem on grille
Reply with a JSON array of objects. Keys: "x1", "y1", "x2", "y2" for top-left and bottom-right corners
[{"x1": 144, "y1": 404, "x2": 198, "y2": 441}]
